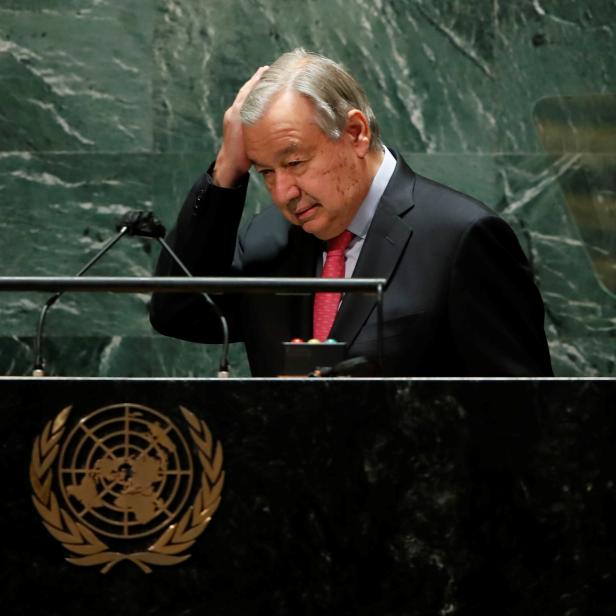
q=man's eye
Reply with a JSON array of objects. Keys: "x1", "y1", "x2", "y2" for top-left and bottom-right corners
[
  {"x1": 259, "y1": 169, "x2": 273, "y2": 176},
  {"x1": 287, "y1": 160, "x2": 303, "y2": 167}
]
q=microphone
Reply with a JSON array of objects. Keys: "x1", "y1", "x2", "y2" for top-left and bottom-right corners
[
  {"x1": 32, "y1": 225, "x2": 129, "y2": 376},
  {"x1": 32, "y1": 210, "x2": 231, "y2": 378},
  {"x1": 116, "y1": 210, "x2": 166, "y2": 238},
  {"x1": 125, "y1": 211, "x2": 230, "y2": 376}
]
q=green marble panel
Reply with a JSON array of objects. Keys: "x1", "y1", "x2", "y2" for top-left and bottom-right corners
[
  {"x1": 2, "y1": 148, "x2": 615, "y2": 377},
  {"x1": 153, "y1": 0, "x2": 498, "y2": 154},
  {"x1": 1, "y1": 0, "x2": 615, "y2": 377},
  {"x1": 494, "y1": 1, "x2": 616, "y2": 152},
  {"x1": 0, "y1": 153, "x2": 156, "y2": 336},
  {"x1": 533, "y1": 95, "x2": 616, "y2": 295},
  {"x1": 0, "y1": 150, "x2": 254, "y2": 338},
  {"x1": 495, "y1": 154, "x2": 616, "y2": 376},
  {"x1": 0, "y1": 0, "x2": 145, "y2": 13},
  {"x1": 553, "y1": 155, "x2": 616, "y2": 296},
  {"x1": 0, "y1": 151, "x2": 252, "y2": 377},
  {"x1": 0, "y1": 3, "x2": 153, "y2": 151},
  {"x1": 0, "y1": 336, "x2": 249, "y2": 378},
  {"x1": 402, "y1": 151, "x2": 499, "y2": 207},
  {"x1": 534, "y1": 94, "x2": 616, "y2": 154}
]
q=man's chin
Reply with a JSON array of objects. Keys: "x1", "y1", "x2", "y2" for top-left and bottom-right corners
[
  {"x1": 302, "y1": 224, "x2": 338, "y2": 241},
  {"x1": 293, "y1": 210, "x2": 338, "y2": 240},
  {"x1": 299, "y1": 217, "x2": 326, "y2": 239}
]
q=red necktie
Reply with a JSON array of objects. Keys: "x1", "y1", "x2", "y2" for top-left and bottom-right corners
[{"x1": 313, "y1": 230, "x2": 354, "y2": 341}]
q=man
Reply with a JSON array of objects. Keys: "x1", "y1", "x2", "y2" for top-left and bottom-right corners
[{"x1": 150, "y1": 49, "x2": 553, "y2": 377}]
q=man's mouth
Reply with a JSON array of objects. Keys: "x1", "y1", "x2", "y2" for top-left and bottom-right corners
[{"x1": 295, "y1": 204, "x2": 319, "y2": 221}]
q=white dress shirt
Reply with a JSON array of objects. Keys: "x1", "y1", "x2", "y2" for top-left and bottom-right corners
[{"x1": 321, "y1": 147, "x2": 397, "y2": 277}]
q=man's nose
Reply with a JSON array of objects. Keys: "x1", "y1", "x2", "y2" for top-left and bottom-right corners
[{"x1": 271, "y1": 169, "x2": 300, "y2": 204}]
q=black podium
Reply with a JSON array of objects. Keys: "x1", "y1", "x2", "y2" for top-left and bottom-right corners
[{"x1": 1, "y1": 377, "x2": 615, "y2": 616}]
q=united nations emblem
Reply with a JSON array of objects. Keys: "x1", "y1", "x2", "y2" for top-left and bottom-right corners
[{"x1": 30, "y1": 403, "x2": 224, "y2": 573}]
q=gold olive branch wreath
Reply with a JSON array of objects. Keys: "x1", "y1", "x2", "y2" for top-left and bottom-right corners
[{"x1": 30, "y1": 404, "x2": 224, "y2": 574}]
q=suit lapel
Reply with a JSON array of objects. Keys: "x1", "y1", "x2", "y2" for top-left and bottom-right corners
[{"x1": 329, "y1": 155, "x2": 416, "y2": 347}]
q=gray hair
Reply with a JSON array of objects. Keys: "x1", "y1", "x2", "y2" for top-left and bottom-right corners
[{"x1": 240, "y1": 48, "x2": 383, "y2": 151}]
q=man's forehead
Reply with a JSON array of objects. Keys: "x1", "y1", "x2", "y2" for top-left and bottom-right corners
[
  {"x1": 244, "y1": 91, "x2": 323, "y2": 166},
  {"x1": 278, "y1": 142, "x2": 301, "y2": 155},
  {"x1": 248, "y1": 141, "x2": 306, "y2": 167}
]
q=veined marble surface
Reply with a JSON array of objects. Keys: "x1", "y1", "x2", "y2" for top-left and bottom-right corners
[
  {"x1": 2, "y1": 379, "x2": 616, "y2": 615},
  {"x1": 0, "y1": 0, "x2": 614, "y2": 377}
]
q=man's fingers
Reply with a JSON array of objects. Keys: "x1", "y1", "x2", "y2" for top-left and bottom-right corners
[
  {"x1": 246, "y1": 65, "x2": 270, "y2": 88},
  {"x1": 236, "y1": 66, "x2": 268, "y2": 101},
  {"x1": 234, "y1": 65, "x2": 270, "y2": 106},
  {"x1": 215, "y1": 65, "x2": 270, "y2": 186}
]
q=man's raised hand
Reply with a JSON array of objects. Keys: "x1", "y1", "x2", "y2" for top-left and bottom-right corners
[{"x1": 212, "y1": 65, "x2": 269, "y2": 188}]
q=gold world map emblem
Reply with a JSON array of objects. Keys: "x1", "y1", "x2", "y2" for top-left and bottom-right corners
[{"x1": 30, "y1": 403, "x2": 224, "y2": 573}]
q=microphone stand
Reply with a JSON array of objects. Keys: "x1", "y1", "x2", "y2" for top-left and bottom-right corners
[
  {"x1": 156, "y1": 237, "x2": 230, "y2": 377},
  {"x1": 32, "y1": 227, "x2": 128, "y2": 376},
  {"x1": 32, "y1": 211, "x2": 231, "y2": 378}
]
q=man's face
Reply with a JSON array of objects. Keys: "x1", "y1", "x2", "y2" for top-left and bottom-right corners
[{"x1": 243, "y1": 91, "x2": 369, "y2": 240}]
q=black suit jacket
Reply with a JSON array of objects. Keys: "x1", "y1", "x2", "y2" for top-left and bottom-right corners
[{"x1": 150, "y1": 152, "x2": 553, "y2": 376}]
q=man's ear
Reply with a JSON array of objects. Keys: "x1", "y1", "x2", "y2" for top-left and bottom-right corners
[{"x1": 344, "y1": 109, "x2": 371, "y2": 157}]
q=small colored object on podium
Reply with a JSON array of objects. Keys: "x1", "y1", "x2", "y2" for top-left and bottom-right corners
[{"x1": 281, "y1": 339, "x2": 347, "y2": 376}]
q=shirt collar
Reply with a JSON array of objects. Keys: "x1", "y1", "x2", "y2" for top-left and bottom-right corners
[{"x1": 347, "y1": 147, "x2": 397, "y2": 239}]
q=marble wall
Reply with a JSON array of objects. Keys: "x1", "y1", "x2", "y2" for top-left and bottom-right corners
[{"x1": 1, "y1": 0, "x2": 614, "y2": 377}]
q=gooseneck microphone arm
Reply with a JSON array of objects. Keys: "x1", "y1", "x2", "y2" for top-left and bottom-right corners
[
  {"x1": 32, "y1": 226, "x2": 129, "y2": 375},
  {"x1": 156, "y1": 237, "x2": 230, "y2": 377},
  {"x1": 120, "y1": 211, "x2": 230, "y2": 376},
  {"x1": 32, "y1": 211, "x2": 231, "y2": 378}
]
